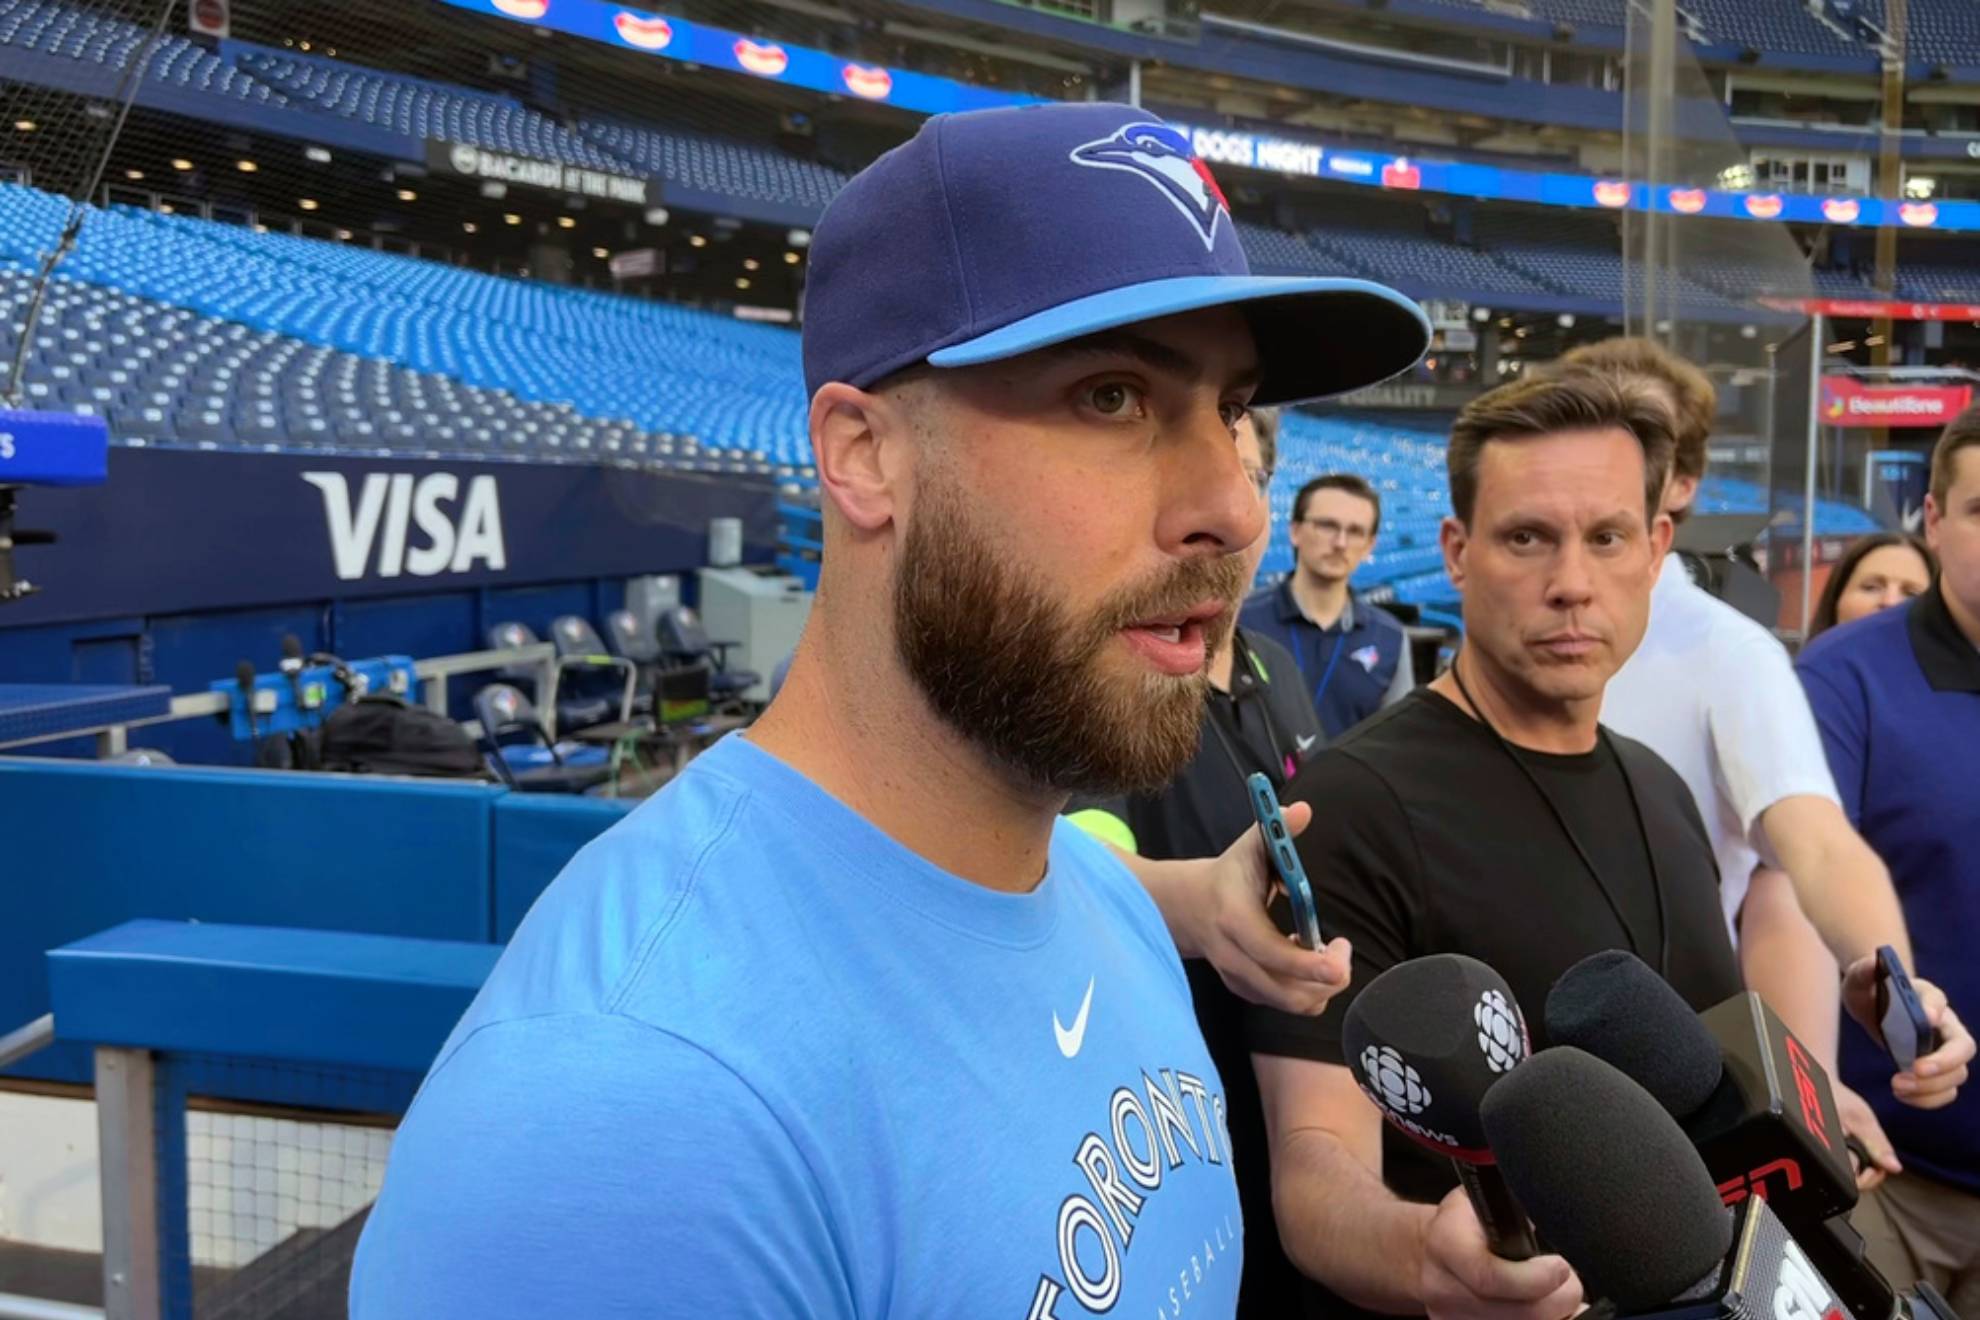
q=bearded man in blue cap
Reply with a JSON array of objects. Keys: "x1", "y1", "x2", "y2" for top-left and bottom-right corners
[{"x1": 353, "y1": 104, "x2": 1434, "y2": 1317}]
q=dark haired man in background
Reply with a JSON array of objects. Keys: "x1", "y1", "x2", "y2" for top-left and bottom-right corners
[
  {"x1": 1240, "y1": 468, "x2": 1413, "y2": 738},
  {"x1": 1267, "y1": 367, "x2": 1743, "y2": 1319}
]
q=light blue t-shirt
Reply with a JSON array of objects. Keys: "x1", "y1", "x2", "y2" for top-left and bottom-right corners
[{"x1": 351, "y1": 734, "x2": 1243, "y2": 1318}]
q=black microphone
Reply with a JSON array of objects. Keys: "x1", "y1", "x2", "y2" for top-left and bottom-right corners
[
  {"x1": 1547, "y1": 952, "x2": 1856, "y2": 1222},
  {"x1": 1342, "y1": 953, "x2": 1540, "y2": 1260},
  {"x1": 279, "y1": 633, "x2": 316, "y2": 710},
  {"x1": 235, "y1": 659, "x2": 261, "y2": 741},
  {"x1": 1482, "y1": 1046, "x2": 1862, "y2": 1320},
  {"x1": 1548, "y1": 951, "x2": 1897, "y2": 1320}
]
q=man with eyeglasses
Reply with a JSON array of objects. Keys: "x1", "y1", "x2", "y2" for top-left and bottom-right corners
[{"x1": 1240, "y1": 472, "x2": 1413, "y2": 739}]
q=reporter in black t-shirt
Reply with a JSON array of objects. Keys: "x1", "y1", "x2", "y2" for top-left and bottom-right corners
[{"x1": 1265, "y1": 369, "x2": 1742, "y2": 1319}]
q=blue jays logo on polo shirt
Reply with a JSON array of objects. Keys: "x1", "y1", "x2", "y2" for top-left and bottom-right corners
[
  {"x1": 1350, "y1": 644, "x2": 1381, "y2": 673},
  {"x1": 1070, "y1": 122, "x2": 1231, "y2": 251}
]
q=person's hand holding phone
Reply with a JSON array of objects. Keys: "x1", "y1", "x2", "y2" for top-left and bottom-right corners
[
  {"x1": 1186, "y1": 797, "x2": 1352, "y2": 1015},
  {"x1": 1842, "y1": 947, "x2": 1974, "y2": 1110}
]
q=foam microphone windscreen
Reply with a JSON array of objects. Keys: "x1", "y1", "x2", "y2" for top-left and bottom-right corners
[
  {"x1": 1482, "y1": 1047, "x2": 1734, "y2": 1311},
  {"x1": 1545, "y1": 950, "x2": 1723, "y2": 1121},
  {"x1": 1342, "y1": 953, "x2": 1530, "y2": 1160}
]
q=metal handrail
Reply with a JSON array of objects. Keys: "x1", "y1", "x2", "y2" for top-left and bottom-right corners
[
  {"x1": 0, "y1": 1013, "x2": 53, "y2": 1071},
  {"x1": 0, "y1": 1291, "x2": 102, "y2": 1320}
]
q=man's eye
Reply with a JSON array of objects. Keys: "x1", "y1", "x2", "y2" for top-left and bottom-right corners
[
  {"x1": 1508, "y1": 530, "x2": 1537, "y2": 548},
  {"x1": 1088, "y1": 382, "x2": 1145, "y2": 418}
]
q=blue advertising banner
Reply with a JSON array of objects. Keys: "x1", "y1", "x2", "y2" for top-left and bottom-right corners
[
  {"x1": 442, "y1": 0, "x2": 1042, "y2": 117},
  {"x1": 1168, "y1": 121, "x2": 1980, "y2": 236},
  {"x1": 0, "y1": 448, "x2": 778, "y2": 628}
]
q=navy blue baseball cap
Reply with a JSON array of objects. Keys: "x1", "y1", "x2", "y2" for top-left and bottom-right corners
[{"x1": 801, "y1": 102, "x2": 1431, "y2": 406}]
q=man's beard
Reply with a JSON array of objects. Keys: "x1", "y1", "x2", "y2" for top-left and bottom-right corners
[{"x1": 893, "y1": 482, "x2": 1244, "y2": 797}]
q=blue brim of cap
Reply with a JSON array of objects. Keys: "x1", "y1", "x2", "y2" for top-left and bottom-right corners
[{"x1": 925, "y1": 274, "x2": 1432, "y2": 406}]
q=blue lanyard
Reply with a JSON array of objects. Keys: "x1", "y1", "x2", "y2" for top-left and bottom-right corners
[{"x1": 1298, "y1": 624, "x2": 1350, "y2": 713}]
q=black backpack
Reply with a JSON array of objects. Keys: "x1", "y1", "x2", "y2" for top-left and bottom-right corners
[{"x1": 314, "y1": 695, "x2": 485, "y2": 778}]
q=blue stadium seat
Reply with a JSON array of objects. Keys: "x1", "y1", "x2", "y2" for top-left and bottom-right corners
[{"x1": 0, "y1": 181, "x2": 814, "y2": 473}]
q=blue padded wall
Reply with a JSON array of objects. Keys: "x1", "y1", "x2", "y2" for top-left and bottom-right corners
[
  {"x1": 0, "y1": 758, "x2": 501, "y2": 1082},
  {"x1": 491, "y1": 793, "x2": 634, "y2": 941}
]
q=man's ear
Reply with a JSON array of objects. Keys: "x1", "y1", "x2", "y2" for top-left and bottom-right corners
[
  {"x1": 1925, "y1": 492, "x2": 1944, "y2": 553},
  {"x1": 1663, "y1": 472, "x2": 1700, "y2": 521},
  {"x1": 810, "y1": 382, "x2": 903, "y2": 533},
  {"x1": 1650, "y1": 510, "x2": 1675, "y2": 565},
  {"x1": 1440, "y1": 515, "x2": 1469, "y2": 590}
]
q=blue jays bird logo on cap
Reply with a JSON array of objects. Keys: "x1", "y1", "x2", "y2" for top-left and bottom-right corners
[{"x1": 1070, "y1": 122, "x2": 1231, "y2": 251}]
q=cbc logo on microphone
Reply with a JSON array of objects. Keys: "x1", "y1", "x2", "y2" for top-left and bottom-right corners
[
  {"x1": 1474, "y1": 989, "x2": 1526, "y2": 1074},
  {"x1": 1361, "y1": 1045, "x2": 1432, "y2": 1116}
]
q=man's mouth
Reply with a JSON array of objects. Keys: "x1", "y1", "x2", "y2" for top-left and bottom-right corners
[
  {"x1": 1120, "y1": 601, "x2": 1228, "y2": 676},
  {"x1": 1534, "y1": 632, "x2": 1600, "y2": 658}
]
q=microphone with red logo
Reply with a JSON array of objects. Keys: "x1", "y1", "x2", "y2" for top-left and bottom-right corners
[
  {"x1": 1342, "y1": 953, "x2": 1539, "y2": 1260},
  {"x1": 1482, "y1": 1045, "x2": 1890, "y2": 1320},
  {"x1": 1545, "y1": 951, "x2": 1902, "y2": 1320},
  {"x1": 1482, "y1": 1047, "x2": 1965, "y2": 1320}
]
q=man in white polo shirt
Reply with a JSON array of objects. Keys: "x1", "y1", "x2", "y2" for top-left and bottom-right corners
[{"x1": 1582, "y1": 339, "x2": 1968, "y2": 1178}]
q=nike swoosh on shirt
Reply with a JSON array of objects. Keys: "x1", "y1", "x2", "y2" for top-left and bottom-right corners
[
  {"x1": 1054, "y1": 977, "x2": 1096, "y2": 1059},
  {"x1": 1296, "y1": 734, "x2": 1318, "y2": 753}
]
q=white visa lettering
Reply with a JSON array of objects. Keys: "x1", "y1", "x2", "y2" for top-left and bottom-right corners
[{"x1": 305, "y1": 472, "x2": 506, "y2": 580}]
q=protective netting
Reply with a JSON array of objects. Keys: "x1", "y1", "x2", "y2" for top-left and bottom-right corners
[
  {"x1": 1621, "y1": 0, "x2": 1826, "y2": 634},
  {"x1": 0, "y1": 0, "x2": 178, "y2": 404}
]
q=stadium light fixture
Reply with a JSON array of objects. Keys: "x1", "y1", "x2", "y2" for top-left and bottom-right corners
[
  {"x1": 480, "y1": 182, "x2": 507, "y2": 199},
  {"x1": 12, "y1": 119, "x2": 34, "y2": 132},
  {"x1": 1472, "y1": 307, "x2": 1491, "y2": 322},
  {"x1": 124, "y1": 168, "x2": 144, "y2": 181},
  {"x1": 644, "y1": 207, "x2": 670, "y2": 226},
  {"x1": 784, "y1": 251, "x2": 801, "y2": 265},
  {"x1": 736, "y1": 278, "x2": 752, "y2": 290},
  {"x1": 592, "y1": 246, "x2": 609, "y2": 259},
  {"x1": 1905, "y1": 177, "x2": 1937, "y2": 199},
  {"x1": 305, "y1": 146, "x2": 332, "y2": 164},
  {"x1": 787, "y1": 228, "x2": 811, "y2": 248},
  {"x1": 1557, "y1": 313, "x2": 1575, "y2": 328},
  {"x1": 397, "y1": 188, "x2": 417, "y2": 202},
  {"x1": 557, "y1": 216, "x2": 577, "y2": 229},
  {"x1": 1740, "y1": 325, "x2": 1759, "y2": 339},
  {"x1": 170, "y1": 158, "x2": 194, "y2": 171},
  {"x1": 334, "y1": 228, "x2": 353, "y2": 241},
  {"x1": 743, "y1": 258, "x2": 760, "y2": 271},
  {"x1": 298, "y1": 198, "x2": 319, "y2": 211},
  {"x1": 236, "y1": 159, "x2": 258, "y2": 173},
  {"x1": 159, "y1": 204, "x2": 175, "y2": 214},
  {"x1": 504, "y1": 213, "x2": 523, "y2": 225},
  {"x1": 689, "y1": 235, "x2": 707, "y2": 248}
]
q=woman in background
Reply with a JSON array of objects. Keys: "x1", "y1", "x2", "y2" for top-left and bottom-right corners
[{"x1": 1811, "y1": 533, "x2": 1937, "y2": 638}]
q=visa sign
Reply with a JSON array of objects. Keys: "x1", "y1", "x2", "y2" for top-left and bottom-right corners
[{"x1": 303, "y1": 472, "x2": 507, "y2": 580}]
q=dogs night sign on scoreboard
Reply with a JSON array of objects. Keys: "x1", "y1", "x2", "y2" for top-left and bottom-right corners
[
  {"x1": 426, "y1": 141, "x2": 651, "y2": 205},
  {"x1": 0, "y1": 449, "x2": 776, "y2": 627}
]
